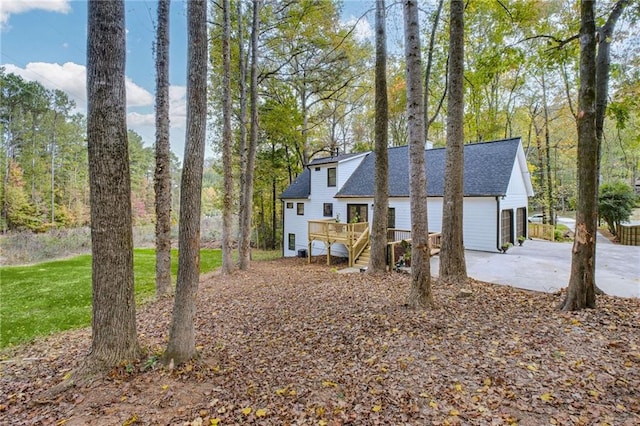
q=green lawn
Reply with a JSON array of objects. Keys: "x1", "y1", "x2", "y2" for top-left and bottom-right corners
[{"x1": 0, "y1": 248, "x2": 222, "y2": 348}]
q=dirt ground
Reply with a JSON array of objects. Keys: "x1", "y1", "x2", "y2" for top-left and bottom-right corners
[{"x1": 1, "y1": 257, "x2": 639, "y2": 425}]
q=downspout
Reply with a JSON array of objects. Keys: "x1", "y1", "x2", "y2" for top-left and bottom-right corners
[
  {"x1": 496, "y1": 196, "x2": 501, "y2": 251},
  {"x1": 280, "y1": 198, "x2": 285, "y2": 257}
]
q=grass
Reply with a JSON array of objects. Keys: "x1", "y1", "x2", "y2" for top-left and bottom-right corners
[{"x1": 0, "y1": 248, "x2": 222, "y2": 348}]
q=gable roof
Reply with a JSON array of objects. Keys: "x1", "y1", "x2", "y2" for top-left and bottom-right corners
[
  {"x1": 337, "y1": 137, "x2": 523, "y2": 198},
  {"x1": 308, "y1": 152, "x2": 363, "y2": 166},
  {"x1": 280, "y1": 167, "x2": 310, "y2": 199},
  {"x1": 280, "y1": 137, "x2": 526, "y2": 199}
]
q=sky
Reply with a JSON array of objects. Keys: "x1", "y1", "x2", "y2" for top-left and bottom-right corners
[{"x1": 1, "y1": 0, "x2": 374, "y2": 161}]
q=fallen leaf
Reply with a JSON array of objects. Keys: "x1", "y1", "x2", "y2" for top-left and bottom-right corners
[
  {"x1": 540, "y1": 393, "x2": 554, "y2": 402},
  {"x1": 372, "y1": 405, "x2": 382, "y2": 412},
  {"x1": 241, "y1": 407, "x2": 252, "y2": 415}
]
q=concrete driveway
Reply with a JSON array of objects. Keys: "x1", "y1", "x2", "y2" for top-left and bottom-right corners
[{"x1": 430, "y1": 235, "x2": 640, "y2": 298}]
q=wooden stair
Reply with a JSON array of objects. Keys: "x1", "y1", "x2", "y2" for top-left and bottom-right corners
[{"x1": 353, "y1": 246, "x2": 370, "y2": 269}]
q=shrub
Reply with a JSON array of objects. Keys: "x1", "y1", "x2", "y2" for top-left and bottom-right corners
[{"x1": 598, "y1": 182, "x2": 636, "y2": 236}]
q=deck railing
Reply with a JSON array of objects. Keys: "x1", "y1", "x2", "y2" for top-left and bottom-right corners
[
  {"x1": 387, "y1": 230, "x2": 442, "y2": 266},
  {"x1": 307, "y1": 219, "x2": 370, "y2": 266}
]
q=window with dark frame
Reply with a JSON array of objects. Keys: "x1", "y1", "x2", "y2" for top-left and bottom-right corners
[
  {"x1": 327, "y1": 167, "x2": 336, "y2": 187},
  {"x1": 288, "y1": 233, "x2": 295, "y2": 251},
  {"x1": 323, "y1": 203, "x2": 333, "y2": 217},
  {"x1": 297, "y1": 202, "x2": 304, "y2": 215},
  {"x1": 388, "y1": 207, "x2": 396, "y2": 228},
  {"x1": 286, "y1": 202, "x2": 293, "y2": 209}
]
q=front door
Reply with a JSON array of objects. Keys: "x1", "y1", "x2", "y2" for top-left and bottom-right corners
[{"x1": 347, "y1": 204, "x2": 368, "y2": 223}]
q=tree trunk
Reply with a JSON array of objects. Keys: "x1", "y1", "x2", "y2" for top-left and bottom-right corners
[
  {"x1": 560, "y1": 0, "x2": 597, "y2": 312},
  {"x1": 163, "y1": 0, "x2": 207, "y2": 364},
  {"x1": 238, "y1": 0, "x2": 260, "y2": 270},
  {"x1": 236, "y1": 0, "x2": 249, "y2": 266},
  {"x1": 154, "y1": 0, "x2": 172, "y2": 297},
  {"x1": 403, "y1": 0, "x2": 433, "y2": 309},
  {"x1": 369, "y1": 0, "x2": 389, "y2": 274},
  {"x1": 85, "y1": 0, "x2": 140, "y2": 370},
  {"x1": 592, "y1": 0, "x2": 629, "y2": 297},
  {"x1": 221, "y1": 0, "x2": 234, "y2": 274},
  {"x1": 439, "y1": 0, "x2": 467, "y2": 284},
  {"x1": 423, "y1": 0, "x2": 445, "y2": 138},
  {"x1": 542, "y1": 72, "x2": 555, "y2": 226}
]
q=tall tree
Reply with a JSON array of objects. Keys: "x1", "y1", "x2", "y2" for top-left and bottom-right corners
[
  {"x1": 423, "y1": 0, "x2": 446, "y2": 141},
  {"x1": 154, "y1": 0, "x2": 172, "y2": 297},
  {"x1": 439, "y1": 0, "x2": 467, "y2": 283},
  {"x1": 85, "y1": 0, "x2": 139, "y2": 370},
  {"x1": 238, "y1": 0, "x2": 260, "y2": 270},
  {"x1": 220, "y1": 0, "x2": 234, "y2": 274},
  {"x1": 236, "y1": 0, "x2": 249, "y2": 267},
  {"x1": 594, "y1": 0, "x2": 632, "y2": 197},
  {"x1": 560, "y1": 0, "x2": 597, "y2": 311},
  {"x1": 163, "y1": 0, "x2": 207, "y2": 364},
  {"x1": 404, "y1": 0, "x2": 433, "y2": 309},
  {"x1": 369, "y1": 0, "x2": 389, "y2": 274}
]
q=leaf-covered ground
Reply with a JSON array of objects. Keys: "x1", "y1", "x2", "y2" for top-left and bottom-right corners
[{"x1": 1, "y1": 257, "x2": 639, "y2": 425}]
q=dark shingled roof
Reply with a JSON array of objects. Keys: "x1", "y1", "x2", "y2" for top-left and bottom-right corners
[
  {"x1": 279, "y1": 137, "x2": 522, "y2": 199},
  {"x1": 279, "y1": 167, "x2": 310, "y2": 199},
  {"x1": 308, "y1": 152, "x2": 364, "y2": 166}
]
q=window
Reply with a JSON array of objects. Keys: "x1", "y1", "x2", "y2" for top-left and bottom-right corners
[
  {"x1": 327, "y1": 167, "x2": 336, "y2": 187},
  {"x1": 288, "y1": 233, "x2": 295, "y2": 251},
  {"x1": 387, "y1": 207, "x2": 396, "y2": 228},
  {"x1": 297, "y1": 202, "x2": 304, "y2": 215},
  {"x1": 323, "y1": 203, "x2": 333, "y2": 217},
  {"x1": 286, "y1": 202, "x2": 293, "y2": 209},
  {"x1": 347, "y1": 204, "x2": 368, "y2": 223}
]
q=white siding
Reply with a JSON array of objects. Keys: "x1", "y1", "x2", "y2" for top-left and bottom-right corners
[
  {"x1": 282, "y1": 199, "x2": 310, "y2": 257},
  {"x1": 390, "y1": 198, "x2": 411, "y2": 230},
  {"x1": 284, "y1": 154, "x2": 367, "y2": 258},
  {"x1": 462, "y1": 197, "x2": 499, "y2": 252},
  {"x1": 499, "y1": 157, "x2": 531, "y2": 243},
  {"x1": 337, "y1": 154, "x2": 367, "y2": 187},
  {"x1": 391, "y1": 197, "x2": 497, "y2": 252}
]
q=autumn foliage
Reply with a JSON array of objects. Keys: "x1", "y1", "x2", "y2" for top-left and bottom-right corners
[{"x1": 1, "y1": 258, "x2": 638, "y2": 424}]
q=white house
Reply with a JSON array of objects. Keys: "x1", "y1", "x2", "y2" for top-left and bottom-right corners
[{"x1": 280, "y1": 137, "x2": 534, "y2": 261}]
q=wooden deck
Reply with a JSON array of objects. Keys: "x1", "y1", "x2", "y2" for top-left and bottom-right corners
[
  {"x1": 308, "y1": 220, "x2": 370, "y2": 267},
  {"x1": 307, "y1": 221, "x2": 442, "y2": 268}
]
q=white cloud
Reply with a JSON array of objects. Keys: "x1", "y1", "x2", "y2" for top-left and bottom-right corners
[
  {"x1": 3, "y1": 62, "x2": 153, "y2": 109},
  {"x1": 169, "y1": 85, "x2": 187, "y2": 128},
  {"x1": 127, "y1": 112, "x2": 155, "y2": 127},
  {"x1": 4, "y1": 61, "x2": 198, "y2": 158},
  {"x1": 1, "y1": 0, "x2": 71, "y2": 29},
  {"x1": 343, "y1": 16, "x2": 373, "y2": 42},
  {"x1": 4, "y1": 62, "x2": 86, "y2": 106},
  {"x1": 126, "y1": 86, "x2": 186, "y2": 129}
]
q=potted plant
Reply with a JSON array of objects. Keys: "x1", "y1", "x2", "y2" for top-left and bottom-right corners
[
  {"x1": 397, "y1": 240, "x2": 411, "y2": 267},
  {"x1": 517, "y1": 235, "x2": 526, "y2": 246},
  {"x1": 500, "y1": 242, "x2": 513, "y2": 253}
]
